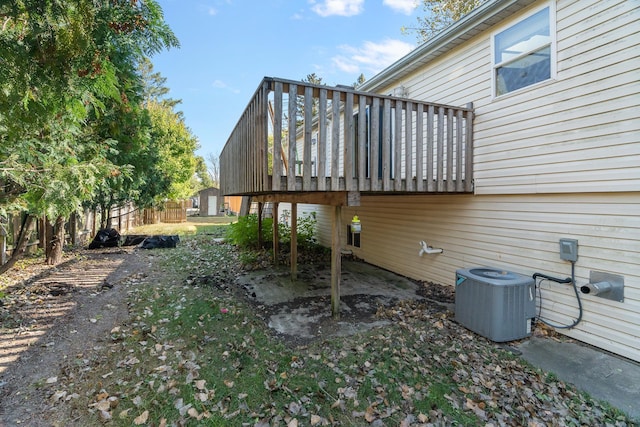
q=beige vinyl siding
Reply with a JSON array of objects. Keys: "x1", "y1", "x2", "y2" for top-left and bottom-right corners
[
  {"x1": 306, "y1": 192, "x2": 639, "y2": 361},
  {"x1": 476, "y1": 0, "x2": 639, "y2": 194},
  {"x1": 377, "y1": 0, "x2": 640, "y2": 195},
  {"x1": 299, "y1": 0, "x2": 639, "y2": 362},
  {"x1": 404, "y1": 40, "x2": 491, "y2": 108},
  {"x1": 275, "y1": 203, "x2": 320, "y2": 224},
  {"x1": 301, "y1": 204, "x2": 332, "y2": 248}
]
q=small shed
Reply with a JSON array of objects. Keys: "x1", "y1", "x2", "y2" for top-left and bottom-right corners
[{"x1": 198, "y1": 187, "x2": 223, "y2": 216}]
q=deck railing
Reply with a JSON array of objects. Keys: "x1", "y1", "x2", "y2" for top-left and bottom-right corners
[{"x1": 221, "y1": 77, "x2": 473, "y2": 196}]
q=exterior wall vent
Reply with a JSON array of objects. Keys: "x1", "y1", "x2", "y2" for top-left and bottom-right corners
[{"x1": 455, "y1": 267, "x2": 536, "y2": 342}]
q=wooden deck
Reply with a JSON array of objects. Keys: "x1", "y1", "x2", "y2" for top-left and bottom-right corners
[{"x1": 221, "y1": 77, "x2": 474, "y2": 202}]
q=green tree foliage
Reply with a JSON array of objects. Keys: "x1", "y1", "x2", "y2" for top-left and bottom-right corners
[
  {"x1": 194, "y1": 156, "x2": 214, "y2": 190},
  {"x1": 139, "y1": 56, "x2": 181, "y2": 109},
  {"x1": 146, "y1": 101, "x2": 199, "y2": 200},
  {"x1": 0, "y1": 0, "x2": 180, "y2": 265},
  {"x1": 139, "y1": 58, "x2": 206, "y2": 195},
  {"x1": 0, "y1": 1, "x2": 120, "y2": 215},
  {"x1": 88, "y1": 91, "x2": 163, "y2": 228},
  {"x1": 405, "y1": 0, "x2": 487, "y2": 42}
]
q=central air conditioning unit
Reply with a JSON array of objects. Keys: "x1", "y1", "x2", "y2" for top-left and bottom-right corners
[{"x1": 455, "y1": 267, "x2": 536, "y2": 342}]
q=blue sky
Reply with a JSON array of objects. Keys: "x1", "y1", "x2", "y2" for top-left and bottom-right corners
[{"x1": 152, "y1": 0, "x2": 423, "y2": 158}]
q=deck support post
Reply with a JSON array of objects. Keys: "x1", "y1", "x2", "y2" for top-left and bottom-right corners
[
  {"x1": 257, "y1": 202, "x2": 263, "y2": 250},
  {"x1": 290, "y1": 203, "x2": 297, "y2": 281},
  {"x1": 331, "y1": 205, "x2": 342, "y2": 319},
  {"x1": 272, "y1": 202, "x2": 279, "y2": 265}
]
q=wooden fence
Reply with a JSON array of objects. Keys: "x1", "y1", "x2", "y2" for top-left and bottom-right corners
[{"x1": 0, "y1": 200, "x2": 192, "y2": 263}]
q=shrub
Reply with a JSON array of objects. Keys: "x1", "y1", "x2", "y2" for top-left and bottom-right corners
[
  {"x1": 226, "y1": 214, "x2": 272, "y2": 248},
  {"x1": 227, "y1": 212, "x2": 318, "y2": 250}
]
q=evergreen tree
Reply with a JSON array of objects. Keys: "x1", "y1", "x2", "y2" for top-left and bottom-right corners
[
  {"x1": 0, "y1": 0, "x2": 179, "y2": 267},
  {"x1": 404, "y1": 0, "x2": 487, "y2": 42}
]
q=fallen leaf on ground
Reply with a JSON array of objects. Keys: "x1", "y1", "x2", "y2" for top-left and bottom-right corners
[{"x1": 133, "y1": 410, "x2": 149, "y2": 425}]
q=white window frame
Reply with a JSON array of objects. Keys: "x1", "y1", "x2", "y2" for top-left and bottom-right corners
[{"x1": 491, "y1": 2, "x2": 556, "y2": 98}]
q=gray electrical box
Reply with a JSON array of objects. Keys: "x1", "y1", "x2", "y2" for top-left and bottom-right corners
[
  {"x1": 559, "y1": 238, "x2": 578, "y2": 262},
  {"x1": 455, "y1": 267, "x2": 536, "y2": 342}
]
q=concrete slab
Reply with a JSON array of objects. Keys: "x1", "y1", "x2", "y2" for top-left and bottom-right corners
[
  {"x1": 518, "y1": 336, "x2": 640, "y2": 421},
  {"x1": 235, "y1": 260, "x2": 424, "y2": 344},
  {"x1": 238, "y1": 259, "x2": 420, "y2": 305}
]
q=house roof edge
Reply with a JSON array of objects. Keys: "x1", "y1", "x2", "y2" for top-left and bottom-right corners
[{"x1": 358, "y1": 0, "x2": 538, "y2": 92}]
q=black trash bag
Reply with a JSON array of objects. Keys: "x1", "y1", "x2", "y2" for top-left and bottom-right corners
[
  {"x1": 88, "y1": 228, "x2": 121, "y2": 249},
  {"x1": 122, "y1": 235, "x2": 147, "y2": 247},
  {"x1": 140, "y1": 235, "x2": 180, "y2": 249}
]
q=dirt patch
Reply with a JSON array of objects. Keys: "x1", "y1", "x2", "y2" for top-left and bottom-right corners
[
  {"x1": 0, "y1": 248, "x2": 151, "y2": 426},
  {"x1": 227, "y1": 260, "x2": 455, "y2": 347}
]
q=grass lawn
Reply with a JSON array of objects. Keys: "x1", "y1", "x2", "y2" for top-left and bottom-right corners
[
  {"x1": 123, "y1": 215, "x2": 237, "y2": 238},
  {"x1": 52, "y1": 227, "x2": 633, "y2": 426}
]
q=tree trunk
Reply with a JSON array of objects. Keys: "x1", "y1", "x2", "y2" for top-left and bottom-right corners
[
  {"x1": 101, "y1": 199, "x2": 112, "y2": 230},
  {"x1": 38, "y1": 216, "x2": 46, "y2": 249},
  {"x1": 0, "y1": 215, "x2": 36, "y2": 275},
  {"x1": 46, "y1": 216, "x2": 66, "y2": 265}
]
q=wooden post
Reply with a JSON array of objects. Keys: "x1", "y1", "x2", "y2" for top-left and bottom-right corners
[
  {"x1": 331, "y1": 205, "x2": 342, "y2": 319},
  {"x1": 257, "y1": 202, "x2": 263, "y2": 249},
  {"x1": 290, "y1": 203, "x2": 298, "y2": 281},
  {"x1": 239, "y1": 196, "x2": 251, "y2": 216},
  {"x1": 272, "y1": 202, "x2": 279, "y2": 265}
]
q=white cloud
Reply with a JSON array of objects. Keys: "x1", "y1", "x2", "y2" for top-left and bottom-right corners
[
  {"x1": 212, "y1": 80, "x2": 240, "y2": 94},
  {"x1": 208, "y1": 7, "x2": 218, "y2": 16},
  {"x1": 332, "y1": 39, "x2": 414, "y2": 75},
  {"x1": 310, "y1": 0, "x2": 364, "y2": 17},
  {"x1": 383, "y1": 0, "x2": 419, "y2": 15}
]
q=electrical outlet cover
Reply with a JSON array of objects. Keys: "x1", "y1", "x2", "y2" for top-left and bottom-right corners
[{"x1": 559, "y1": 238, "x2": 578, "y2": 262}]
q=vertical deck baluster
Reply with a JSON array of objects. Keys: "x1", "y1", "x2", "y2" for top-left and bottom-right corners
[
  {"x1": 465, "y1": 103, "x2": 474, "y2": 192},
  {"x1": 427, "y1": 105, "x2": 435, "y2": 192},
  {"x1": 344, "y1": 92, "x2": 354, "y2": 191},
  {"x1": 394, "y1": 100, "x2": 403, "y2": 191},
  {"x1": 303, "y1": 86, "x2": 313, "y2": 190},
  {"x1": 243, "y1": 106, "x2": 249, "y2": 192},
  {"x1": 358, "y1": 95, "x2": 367, "y2": 191},
  {"x1": 405, "y1": 101, "x2": 414, "y2": 192},
  {"x1": 456, "y1": 109, "x2": 463, "y2": 192},
  {"x1": 437, "y1": 106, "x2": 444, "y2": 192},
  {"x1": 272, "y1": 82, "x2": 283, "y2": 191},
  {"x1": 288, "y1": 84, "x2": 297, "y2": 191},
  {"x1": 331, "y1": 90, "x2": 340, "y2": 191},
  {"x1": 370, "y1": 97, "x2": 380, "y2": 191},
  {"x1": 382, "y1": 98, "x2": 392, "y2": 191},
  {"x1": 416, "y1": 103, "x2": 424, "y2": 192},
  {"x1": 447, "y1": 108, "x2": 454, "y2": 192},
  {"x1": 318, "y1": 89, "x2": 327, "y2": 191}
]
